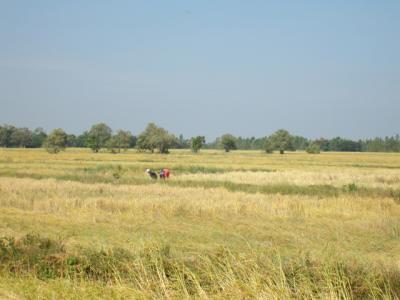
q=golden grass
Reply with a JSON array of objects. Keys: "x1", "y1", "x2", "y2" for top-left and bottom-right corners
[
  {"x1": 0, "y1": 148, "x2": 400, "y2": 298},
  {"x1": 176, "y1": 168, "x2": 400, "y2": 189}
]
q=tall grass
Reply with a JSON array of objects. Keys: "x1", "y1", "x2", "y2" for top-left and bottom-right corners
[{"x1": 1, "y1": 233, "x2": 399, "y2": 299}]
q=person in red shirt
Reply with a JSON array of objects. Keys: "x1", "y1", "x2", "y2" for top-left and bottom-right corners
[
  {"x1": 163, "y1": 168, "x2": 170, "y2": 178},
  {"x1": 159, "y1": 168, "x2": 170, "y2": 180}
]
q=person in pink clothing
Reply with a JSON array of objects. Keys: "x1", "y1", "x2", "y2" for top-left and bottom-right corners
[{"x1": 159, "y1": 168, "x2": 170, "y2": 180}]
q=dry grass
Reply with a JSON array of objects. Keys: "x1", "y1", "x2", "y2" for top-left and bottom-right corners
[
  {"x1": 176, "y1": 168, "x2": 400, "y2": 189},
  {"x1": 0, "y1": 148, "x2": 399, "y2": 299}
]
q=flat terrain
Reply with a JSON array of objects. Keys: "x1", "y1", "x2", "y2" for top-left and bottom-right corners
[{"x1": 0, "y1": 148, "x2": 400, "y2": 299}]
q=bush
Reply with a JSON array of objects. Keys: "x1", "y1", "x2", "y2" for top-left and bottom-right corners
[
  {"x1": 306, "y1": 143, "x2": 321, "y2": 154},
  {"x1": 190, "y1": 136, "x2": 205, "y2": 153},
  {"x1": 44, "y1": 128, "x2": 67, "y2": 154},
  {"x1": 220, "y1": 134, "x2": 237, "y2": 152},
  {"x1": 264, "y1": 138, "x2": 274, "y2": 154}
]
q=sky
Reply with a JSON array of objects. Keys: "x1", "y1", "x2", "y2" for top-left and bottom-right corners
[{"x1": 0, "y1": 0, "x2": 399, "y2": 140}]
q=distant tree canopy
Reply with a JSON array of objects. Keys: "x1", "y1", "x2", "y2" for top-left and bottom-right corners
[
  {"x1": 86, "y1": 123, "x2": 112, "y2": 152},
  {"x1": 31, "y1": 128, "x2": 47, "y2": 148},
  {"x1": 45, "y1": 128, "x2": 67, "y2": 154},
  {"x1": 220, "y1": 134, "x2": 237, "y2": 152},
  {"x1": 10, "y1": 127, "x2": 32, "y2": 148},
  {"x1": 107, "y1": 130, "x2": 133, "y2": 153},
  {"x1": 264, "y1": 138, "x2": 274, "y2": 154},
  {"x1": 306, "y1": 142, "x2": 321, "y2": 154},
  {"x1": 191, "y1": 136, "x2": 206, "y2": 153},
  {"x1": 269, "y1": 129, "x2": 292, "y2": 154},
  {"x1": 234, "y1": 136, "x2": 265, "y2": 150},
  {"x1": 1, "y1": 123, "x2": 400, "y2": 153},
  {"x1": 177, "y1": 134, "x2": 190, "y2": 149},
  {"x1": 137, "y1": 123, "x2": 178, "y2": 154}
]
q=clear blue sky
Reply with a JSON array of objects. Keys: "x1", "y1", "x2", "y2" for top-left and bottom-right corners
[{"x1": 0, "y1": 0, "x2": 399, "y2": 140}]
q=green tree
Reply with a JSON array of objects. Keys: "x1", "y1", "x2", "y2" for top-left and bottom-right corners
[
  {"x1": 220, "y1": 134, "x2": 237, "y2": 152},
  {"x1": 314, "y1": 138, "x2": 330, "y2": 151},
  {"x1": 86, "y1": 123, "x2": 112, "y2": 153},
  {"x1": 10, "y1": 128, "x2": 33, "y2": 148},
  {"x1": 175, "y1": 134, "x2": 189, "y2": 149},
  {"x1": 66, "y1": 134, "x2": 78, "y2": 147},
  {"x1": 0, "y1": 125, "x2": 16, "y2": 147},
  {"x1": 44, "y1": 128, "x2": 67, "y2": 154},
  {"x1": 31, "y1": 128, "x2": 47, "y2": 148},
  {"x1": 137, "y1": 123, "x2": 177, "y2": 154},
  {"x1": 291, "y1": 135, "x2": 309, "y2": 151},
  {"x1": 107, "y1": 130, "x2": 133, "y2": 153},
  {"x1": 264, "y1": 137, "x2": 274, "y2": 154},
  {"x1": 129, "y1": 135, "x2": 137, "y2": 148},
  {"x1": 75, "y1": 132, "x2": 89, "y2": 147},
  {"x1": 191, "y1": 136, "x2": 205, "y2": 153},
  {"x1": 306, "y1": 142, "x2": 321, "y2": 154},
  {"x1": 269, "y1": 129, "x2": 292, "y2": 154}
]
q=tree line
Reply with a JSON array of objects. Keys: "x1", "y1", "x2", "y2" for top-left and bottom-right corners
[{"x1": 0, "y1": 123, "x2": 399, "y2": 154}]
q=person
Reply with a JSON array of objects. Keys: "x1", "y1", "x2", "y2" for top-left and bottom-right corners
[
  {"x1": 159, "y1": 169, "x2": 165, "y2": 179},
  {"x1": 163, "y1": 168, "x2": 170, "y2": 179},
  {"x1": 146, "y1": 169, "x2": 158, "y2": 180},
  {"x1": 159, "y1": 168, "x2": 170, "y2": 180}
]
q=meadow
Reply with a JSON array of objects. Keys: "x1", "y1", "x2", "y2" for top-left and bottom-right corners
[{"x1": 0, "y1": 148, "x2": 399, "y2": 299}]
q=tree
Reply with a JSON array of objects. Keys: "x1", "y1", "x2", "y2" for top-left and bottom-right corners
[
  {"x1": 44, "y1": 128, "x2": 67, "y2": 153},
  {"x1": 191, "y1": 136, "x2": 205, "y2": 153},
  {"x1": 176, "y1": 134, "x2": 190, "y2": 149},
  {"x1": 75, "y1": 132, "x2": 89, "y2": 147},
  {"x1": 220, "y1": 134, "x2": 237, "y2": 152},
  {"x1": 107, "y1": 130, "x2": 133, "y2": 153},
  {"x1": 66, "y1": 134, "x2": 78, "y2": 147},
  {"x1": 137, "y1": 123, "x2": 177, "y2": 154},
  {"x1": 0, "y1": 125, "x2": 16, "y2": 147},
  {"x1": 306, "y1": 142, "x2": 321, "y2": 154},
  {"x1": 31, "y1": 128, "x2": 47, "y2": 148},
  {"x1": 86, "y1": 123, "x2": 112, "y2": 153},
  {"x1": 10, "y1": 128, "x2": 33, "y2": 148},
  {"x1": 314, "y1": 138, "x2": 330, "y2": 151},
  {"x1": 269, "y1": 129, "x2": 292, "y2": 154},
  {"x1": 329, "y1": 137, "x2": 361, "y2": 152},
  {"x1": 291, "y1": 135, "x2": 309, "y2": 151},
  {"x1": 264, "y1": 138, "x2": 274, "y2": 154},
  {"x1": 129, "y1": 135, "x2": 137, "y2": 148}
]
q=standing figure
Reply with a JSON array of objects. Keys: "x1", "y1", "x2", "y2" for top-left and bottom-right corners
[
  {"x1": 146, "y1": 169, "x2": 158, "y2": 180},
  {"x1": 159, "y1": 169, "x2": 165, "y2": 179}
]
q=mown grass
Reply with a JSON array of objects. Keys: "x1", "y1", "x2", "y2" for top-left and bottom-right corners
[{"x1": 0, "y1": 148, "x2": 400, "y2": 298}]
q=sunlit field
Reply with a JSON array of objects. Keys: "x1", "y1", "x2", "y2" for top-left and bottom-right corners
[{"x1": 0, "y1": 148, "x2": 400, "y2": 299}]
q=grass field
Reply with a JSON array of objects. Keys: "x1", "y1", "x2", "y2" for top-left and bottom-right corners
[{"x1": 0, "y1": 148, "x2": 400, "y2": 299}]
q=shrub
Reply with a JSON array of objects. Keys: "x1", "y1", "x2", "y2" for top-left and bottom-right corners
[
  {"x1": 220, "y1": 134, "x2": 237, "y2": 152},
  {"x1": 264, "y1": 138, "x2": 274, "y2": 154},
  {"x1": 190, "y1": 136, "x2": 205, "y2": 153},
  {"x1": 306, "y1": 143, "x2": 321, "y2": 154},
  {"x1": 44, "y1": 128, "x2": 67, "y2": 154}
]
